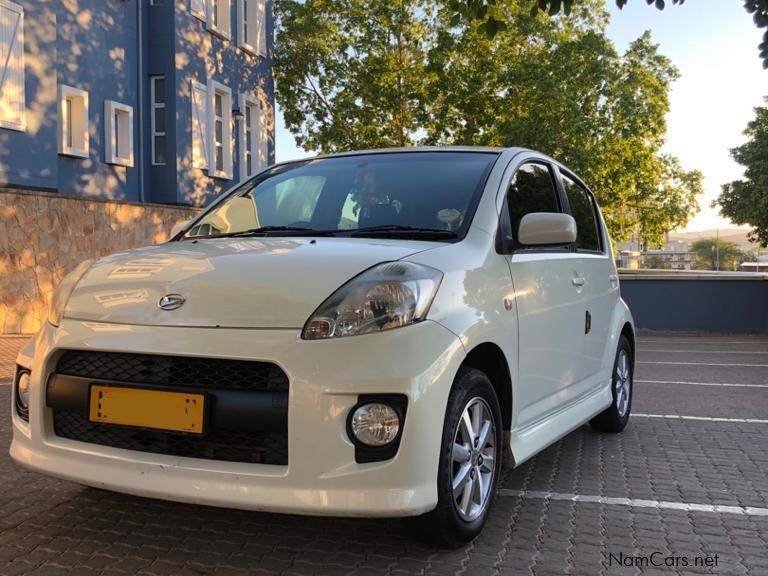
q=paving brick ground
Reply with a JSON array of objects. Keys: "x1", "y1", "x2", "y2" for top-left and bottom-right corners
[
  {"x1": 0, "y1": 336, "x2": 29, "y2": 382},
  {"x1": 2, "y1": 333, "x2": 768, "y2": 575}
]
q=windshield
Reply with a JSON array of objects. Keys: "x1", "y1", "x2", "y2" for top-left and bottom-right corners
[{"x1": 182, "y1": 152, "x2": 498, "y2": 240}]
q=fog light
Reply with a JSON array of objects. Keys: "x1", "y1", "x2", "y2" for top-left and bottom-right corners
[
  {"x1": 17, "y1": 371, "x2": 30, "y2": 409},
  {"x1": 350, "y1": 403, "x2": 401, "y2": 447}
]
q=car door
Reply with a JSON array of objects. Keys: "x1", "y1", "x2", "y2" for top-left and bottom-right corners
[
  {"x1": 500, "y1": 160, "x2": 586, "y2": 429},
  {"x1": 558, "y1": 168, "x2": 618, "y2": 389}
]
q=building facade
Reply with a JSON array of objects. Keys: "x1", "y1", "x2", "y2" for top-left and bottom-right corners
[
  {"x1": 0, "y1": 0, "x2": 274, "y2": 333},
  {"x1": 0, "y1": 0, "x2": 274, "y2": 205}
]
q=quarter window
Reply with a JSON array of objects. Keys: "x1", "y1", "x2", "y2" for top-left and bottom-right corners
[
  {"x1": 561, "y1": 173, "x2": 601, "y2": 252},
  {"x1": 506, "y1": 163, "x2": 560, "y2": 240}
]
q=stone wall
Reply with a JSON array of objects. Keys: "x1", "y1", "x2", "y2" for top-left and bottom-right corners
[{"x1": 0, "y1": 189, "x2": 200, "y2": 334}]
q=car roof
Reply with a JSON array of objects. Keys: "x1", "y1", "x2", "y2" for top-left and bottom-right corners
[
  {"x1": 267, "y1": 147, "x2": 578, "y2": 182},
  {"x1": 272, "y1": 146, "x2": 524, "y2": 165}
]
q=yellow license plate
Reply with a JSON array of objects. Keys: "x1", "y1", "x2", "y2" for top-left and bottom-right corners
[{"x1": 89, "y1": 385, "x2": 206, "y2": 435}]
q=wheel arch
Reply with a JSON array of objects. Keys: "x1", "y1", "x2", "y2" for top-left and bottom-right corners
[
  {"x1": 459, "y1": 342, "x2": 512, "y2": 432},
  {"x1": 620, "y1": 321, "x2": 635, "y2": 362}
]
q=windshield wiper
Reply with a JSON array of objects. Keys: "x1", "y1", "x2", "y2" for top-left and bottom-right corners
[
  {"x1": 206, "y1": 226, "x2": 338, "y2": 239},
  {"x1": 350, "y1": 225, "x2": 458, "y2": 239}
]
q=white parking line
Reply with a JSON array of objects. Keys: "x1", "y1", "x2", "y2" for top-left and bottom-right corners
[
  {"x1": 498, "y1": 489, "x2": 768, "y2": 517},
  {"x1": 637, "y1": 379, "x2": 768, "y2": 388},
  {"x1": 638, "y1": 349, "x2": 768, "y2": 355},
  {"x1": 638, "y1": 361, "x2": 768, "y2": 367},
  {"x1": 637, "y1": 339, "x2": 768, "y2": 344},
  {"x1": 633, "y1": 413, "x2": 768, "y2": 424}
]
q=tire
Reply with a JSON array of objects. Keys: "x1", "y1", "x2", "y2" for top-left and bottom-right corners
[
  {"x1": 410, "y1": 367, "x2": 503, "y2": 548},
  {"x1": 590, "y1": 334, "x2": 633, "y2": 433}
]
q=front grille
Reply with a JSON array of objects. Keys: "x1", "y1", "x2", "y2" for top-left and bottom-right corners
[
  {"x1": 56, "y1": 350, "x2": 289, "y2": 391},
  {"x1": 54, "y1": 412, "x2": 288, "y2": 465},
  {"x1": 51, "y1": 351, "x2": 289, "y2": 465}
]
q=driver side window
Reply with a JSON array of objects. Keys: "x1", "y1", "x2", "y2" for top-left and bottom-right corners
[{"x1": 506, "y1": 162, "x2": 561, "y2": 241}]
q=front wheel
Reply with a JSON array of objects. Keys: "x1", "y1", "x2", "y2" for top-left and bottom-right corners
[
  {"x1": 590, "y1": 334, "x2": 633, "y2": 433},
  {"x1": 410, "y1": 367, "x2": 503, "y2": 548}
]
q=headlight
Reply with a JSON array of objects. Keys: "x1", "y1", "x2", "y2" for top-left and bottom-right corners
[
  {"x1": 302, "y1": 261, "x2": 442, "y2": 340},
  {"x1": 350, "y1": 403, "x2": 401, "y2": 447},
  {"x1": 48, "y1": 260, "x2": 94, "y2": 327}
]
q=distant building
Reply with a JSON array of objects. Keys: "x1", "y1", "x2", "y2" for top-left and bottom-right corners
[
  {"x1": 642, "y1": 241, "x2": 697, "y2": 271},
  {"x1": 0, "y1": 0, "x2": 274, "y2": 205},
  {"x1": 740, "y1": 261, "x2": 768, "y2": 273},
  {"x1": 615, "y1": 250, "x2": 641, "y2": 270}
]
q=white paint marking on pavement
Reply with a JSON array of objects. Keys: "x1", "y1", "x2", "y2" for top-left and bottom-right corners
[
  {"x1": 637, "y1": 340, "x2": 768, "y2": 345},
  {"x1": 637, "y1": 379, "x2": 768, "y2": 388},
  {"x1": 639, "y1": 349, "x2": 768, "y2": 355},
  {"x1": 638, "y1": 361, "x2": 768, "y2": 367},
  {"x1": 498, "y1": 489, "x2": 768, "y2": 517},
  {"x1": 633, "y1": 413, "x2": 768, "y2": 424}
]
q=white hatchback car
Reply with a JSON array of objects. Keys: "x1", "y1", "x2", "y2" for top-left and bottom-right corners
[{"x1": 11, "y1": 148, "x2": 634, "y2": 547}]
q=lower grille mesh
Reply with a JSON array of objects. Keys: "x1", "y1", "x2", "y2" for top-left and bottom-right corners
[
  {"x1": 51, "y1": 351, "x2": 289, "y2": 465},
  {"x1": 54, "y1": 411, "x2": 288, "y2": 465}
]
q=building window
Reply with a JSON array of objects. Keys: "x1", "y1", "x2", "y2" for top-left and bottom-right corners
[
  {"x1": 237, "y1": 0, "x2": 266, "y2": 56},
  {"x1": 238, "y1": 93, "x2": 267, "y2": 181},
  {"x1": 57, "y1": 85, "x2": 89, "y2": 158},
  {"x1": 151, "y1": 76, "x2": 166, "y2": 166},
  {"x1": 0, "y1": 0, "x2": 25, "y2": 132},
  {"x1": 208, "y1": 0, "x2": 231, "y2": 38},
  {"x1": 105, "y1": 101, "x2": 134, "y2": 167},
  {"x1": 208, "y1": 81, "x2": 232, "y2": 179},
  {"x1": 190, "y1": 0, "x2": 206, "y2": 20}
]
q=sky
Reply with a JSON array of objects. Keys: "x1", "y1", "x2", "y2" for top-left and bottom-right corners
[{"x1": 273, "y1": 0, "x2": 767, "y2": 233}]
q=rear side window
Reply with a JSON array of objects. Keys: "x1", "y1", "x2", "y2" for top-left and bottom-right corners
[
  {"x1": 506, "y1": 163, "x2": 560, "y2": 240},
  {"x1": 561, "y1": 174, "x2": 601, "y2": 252}
]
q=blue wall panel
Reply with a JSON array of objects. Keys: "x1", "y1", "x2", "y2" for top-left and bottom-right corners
[{"x1": 620, "y1": 278, "x2": 768, "y2": 333}]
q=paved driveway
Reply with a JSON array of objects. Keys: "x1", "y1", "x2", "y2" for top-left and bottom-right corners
[{"x1": 1, "y1": 333, "x2": 767, "y2": 575}]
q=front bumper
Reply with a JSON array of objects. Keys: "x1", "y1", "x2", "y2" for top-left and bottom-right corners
[{"x1": 10, "y1": 319, "x2": 465, "y2": 517}]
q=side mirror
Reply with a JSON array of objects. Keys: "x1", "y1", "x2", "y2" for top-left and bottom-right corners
[
  {"x1": 517, "y1": 213, "x2": 577, "y2": 246},
  {"x1": 170, "y1": 219, "x2": 191, "y2": 239}
]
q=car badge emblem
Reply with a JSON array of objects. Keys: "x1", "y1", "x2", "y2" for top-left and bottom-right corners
[{"x1": 158, "y1": 293, "x2": 186, "y2": 311}]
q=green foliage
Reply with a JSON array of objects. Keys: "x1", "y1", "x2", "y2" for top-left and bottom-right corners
[
  {"x1": 274, "y1": 0, "x2": 702, "y2": 243},
  {"x1": 449, "y1": 0, "x2": 768, "y2": 68},
  {"x1": 690, "y1": 238, "x2": 746, "y2": 271},
  {"x1": 715, "y1": 100, "x2": 768, "y2": 247},
  {"x1": 274, "y1": 0, "x2": 435, "y2": 151},
  {"x1": 642, "y1": 254, "x2": 669, "y2": 270}
]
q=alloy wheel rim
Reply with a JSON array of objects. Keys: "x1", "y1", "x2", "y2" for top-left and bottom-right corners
[
  {"x1": 614, "y1": 349, "x2": 631, "y2": 417},
  {"x1": 451, "y1": 397, "x2": 496, "y2": 522}
]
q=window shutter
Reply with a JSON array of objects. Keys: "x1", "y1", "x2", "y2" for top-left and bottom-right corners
[
  {"x1": 190, "y1": 0, "x2": 206, "y2": 21},
  {"x1": 0, "y1": 0, "x2": 25, "y2": 131},
  {"x1": 191, "y1": 81, "x2": 209, "y2": 169},
  {"x1": 255, "y1": 0, "x2": 266, "y2": 55},
  {"x1": 257, "y1": 100, "x2": 268, "y2": 169}
]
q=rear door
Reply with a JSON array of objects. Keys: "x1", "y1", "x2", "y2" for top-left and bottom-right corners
[
  {"x1": 501, "y1": 160, "x2": 585, "y2": 428},
  {"x1": 557, "y1": 169, "x2": 618, "y2": 388}
]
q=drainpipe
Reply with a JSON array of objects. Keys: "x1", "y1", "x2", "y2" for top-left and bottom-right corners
[{"x1": 136, "y1": 0, "x2": 145, "y2": 202}]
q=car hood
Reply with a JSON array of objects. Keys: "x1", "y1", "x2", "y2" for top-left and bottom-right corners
[{"x1": 64, "y1": 237, "x2": 442, "y2": 328}]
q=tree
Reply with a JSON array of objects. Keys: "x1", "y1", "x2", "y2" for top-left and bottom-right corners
[
  {"x1": 449, "y1": 1, "x2": 768, "y2": 68},
  {"x1": 690, "y1": 238, "x2": 746, "y2": 271},
  {"x1": 274, "y1": 0, "x2": 435, "y2": 152},
  {"x1": 715, "y1": 100, "x2": 768, "y2": 247},
  {"x1": 642, "y1": 254, "x2": 669, "y2": 269},
  {"x1": 274, "y1": 0, "x2": 702, "y2": 243}
]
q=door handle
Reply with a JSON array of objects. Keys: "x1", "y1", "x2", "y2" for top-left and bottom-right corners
[
  {"x1": 609, "y1": 274, "x2": 619, "y2": 288},
  {"x1": 571, "y1": 277, "x2": 585, "y2": 287}
]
